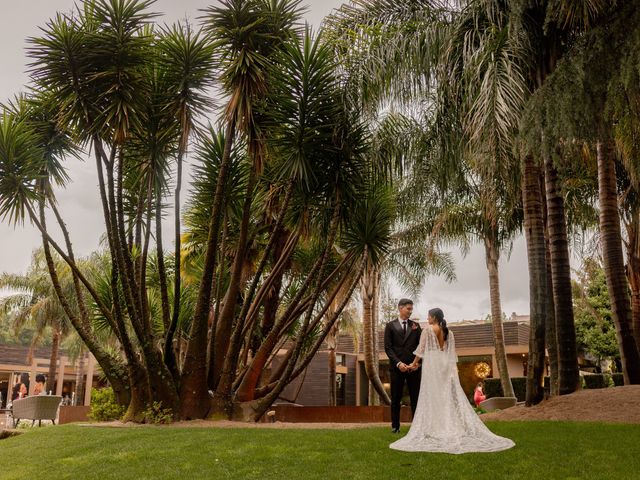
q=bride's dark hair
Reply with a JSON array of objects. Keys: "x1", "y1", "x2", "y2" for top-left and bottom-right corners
[{"x1": 428, "y1": 307, "x2": 449, "y2": 341}]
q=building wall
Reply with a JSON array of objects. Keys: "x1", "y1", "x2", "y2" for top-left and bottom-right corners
[
  {"x1": 507, "y1": 354, "x2": 526, "y2": 378},
  {"x1": 276, "y1": 351, "x2": 358, "y2": 406}
]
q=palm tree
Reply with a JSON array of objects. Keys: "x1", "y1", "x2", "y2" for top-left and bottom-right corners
[
  {"x1": 518, "y1": 1, "x2": 640, "y2": 384},
  {"x1": 330, "y1": 0, "x2": 628, "y2": 402},
  {"x1": 0, "y1": 250, "x2": 71, "y2": 393}
]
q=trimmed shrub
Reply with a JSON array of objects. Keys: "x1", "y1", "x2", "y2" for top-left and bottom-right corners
[
  {"x1": 612, "y1": 373, "x2": 624, "y2": 386},
  {"x1": 88, "y1": 387, "x2": 125, "y2": 422},
  {"x1": 583, "y1": 374, "x2": 611, "y2": 389},
  {"x1": 483, "y1": 378, "x2": 502, "y2": 399},
  {"x1": 483, "y1": 377, "x2": 527, "y2": 402}
]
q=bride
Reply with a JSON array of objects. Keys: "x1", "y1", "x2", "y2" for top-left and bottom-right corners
[{"x1": 389, "y1": 308, "x2": 515, "y2": 454}]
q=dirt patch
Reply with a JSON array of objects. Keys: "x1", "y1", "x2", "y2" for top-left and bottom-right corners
[{"x1": 481, "y1": 385, "x2": 640, "y2": 424}]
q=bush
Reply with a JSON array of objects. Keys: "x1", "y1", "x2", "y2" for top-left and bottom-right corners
[
  {"x1": 142, "y1": 401, "x2": 173, "y2": 424},
  {"x1": 88, "y1": 387, "x2": 125, "y2": 422},
  {"x1": 583, "y1": 374, "x2": 611, "y2": 389},
  {"x1": 483, "y1": 377, "x2": 527, "y2": 402},
  {"x1": 612, "y1": 373, "x2": 624, "y2": 386}
]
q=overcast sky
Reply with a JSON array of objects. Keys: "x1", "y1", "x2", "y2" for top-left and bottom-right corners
[{"x1": 0, "y1": 0, "x2": 532, "y2": 323}]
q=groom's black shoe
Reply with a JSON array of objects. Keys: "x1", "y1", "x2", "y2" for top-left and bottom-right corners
[{"x1": 391, "y1": 427, "x2": 400, "y2": 433}]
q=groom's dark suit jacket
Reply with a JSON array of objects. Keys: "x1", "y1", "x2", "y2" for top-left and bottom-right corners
[{"x1": 384, "y1": 318, "x2": 422, "y2": 369}]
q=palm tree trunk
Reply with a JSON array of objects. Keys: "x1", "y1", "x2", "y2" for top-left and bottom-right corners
[
  {"x1": 544, "y1": 223, "x2": 559, "y2": 396},
  {"x1": 74, "y1": 354, "x2": 85, "y2": 406},
  {"x1": 522, "y1": 155, "x2": 547, "y2": 405},
  {"x1": 234, "y1": 232, "x2": 337, "y2": 403},
  {"x1": 171, "y1": 146, "x2": 185, "y2": 351},
  {"x1": 180, "y1": 121, "x2": 236, "y2": 419},
  {"x1": 46, "y1": 325, "x2": 61, "y2": 394},
  {"x1": 361, "y1": 263, "x2": 391, "y2": 404},
  {"x1": 544, "y1": 153, "x2": 580, "y2": 394},
  {"x1": 483, "y1": 236, "x2": 515, "y2": 398},
  {"x1": 205, "y1": 215, "x2": 229, "y2": 389},
  {"x1": 597, "y1": 140, "x2": 640, "y2": 384},
  {"x1": 624, "y1": 212, "x2": 640, "y2": 349}
]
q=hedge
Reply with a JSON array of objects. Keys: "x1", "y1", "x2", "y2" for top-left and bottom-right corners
[
  {"x1": 484, "y1": 373, "x2": 623, "y2": 400},
  {"x1": 483, "y1": 377, "x2": 527, "y2": 402},
  {"x1": 611, "y1": 373, "x2": 624, "y2": 386},
  {"x1": 583, "y1": 373, "x2": 615, "y2": 389}
]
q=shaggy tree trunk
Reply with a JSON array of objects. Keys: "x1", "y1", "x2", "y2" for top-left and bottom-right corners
[
  {"x1": 597, "y1": 140, "x2": 640, "y2": 384},
  {"x1": 73, "y1": 354, "x2": 85, "y2": 406}
]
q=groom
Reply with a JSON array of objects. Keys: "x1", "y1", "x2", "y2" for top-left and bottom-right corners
[{"x1": 384, "y1": 298, "x2": 422, "y2": 433}]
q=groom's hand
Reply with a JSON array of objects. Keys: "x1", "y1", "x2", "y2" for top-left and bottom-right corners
[{"x1": 398, "y1": 363, "x2": 408, "y2": 372}]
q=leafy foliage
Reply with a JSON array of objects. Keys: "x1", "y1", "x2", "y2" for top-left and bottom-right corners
[
  {"x1": 572, "y1": 257, "x2": 620, "y2": 364},
  {"x1": 88, "y1": 387, "x2": 125, "y2": 422}
]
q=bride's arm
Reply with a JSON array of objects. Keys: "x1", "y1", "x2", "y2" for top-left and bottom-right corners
[
  {"x1": 409, "y1": 329, "x2": 427, "y2": 370},
  {"x1": 409, "y1": 356, "x2": 422, "y2": 370}
]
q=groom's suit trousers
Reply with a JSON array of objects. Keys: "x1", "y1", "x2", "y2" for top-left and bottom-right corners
[{"x1": 389, "y1": 367, "x2": 421, "y2": 430}]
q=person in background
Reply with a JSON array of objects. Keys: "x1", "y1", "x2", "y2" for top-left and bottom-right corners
[
  {"x1": 33, "y1": 374, "x2": 47, "y2": 395},
  {"x1": 11, "y1": 374, "x2": 29, "y2": 401},
  {"x1": 10, "y1": 381, "x2": 22, "y2": 401},
  {"x1": 474, "y1": 381, "x2": 486, "y2": 407}
]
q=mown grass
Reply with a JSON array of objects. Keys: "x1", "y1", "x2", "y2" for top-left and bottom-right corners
[{"x1": 0, "y1": 421, "x2": 638, "y2": 479}]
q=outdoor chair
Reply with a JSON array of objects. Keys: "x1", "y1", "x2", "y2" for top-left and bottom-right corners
[{"x1": 11, "y1": 395, "x2": 63, "y2": 427}]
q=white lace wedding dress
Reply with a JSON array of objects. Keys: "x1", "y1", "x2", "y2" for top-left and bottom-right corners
[{"x1": 389, "y1": 327, "x2": 515, "y2": 454}]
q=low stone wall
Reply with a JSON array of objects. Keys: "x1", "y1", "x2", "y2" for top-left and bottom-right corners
[
  {"x1": 269, "y1": 405, "x2": 413, "y2": 423},
  {"x1": 58, "y1": 406, "x2": 91, "y2": 424}
]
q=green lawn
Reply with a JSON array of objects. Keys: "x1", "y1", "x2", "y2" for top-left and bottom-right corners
[{"x1": 0, "y1": 422, "x2": 638, "y2": 479}]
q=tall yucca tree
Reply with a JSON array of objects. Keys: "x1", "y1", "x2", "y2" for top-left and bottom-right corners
[
  {"x1": 25, "y1": 0, "x2": 160, "y2": 419},
  {"x1": 179, "y1": 0, "x2": 303, "y2": 418},
  {"x1": 230, "y1": 26, "x2": 348, "y2": 406}
]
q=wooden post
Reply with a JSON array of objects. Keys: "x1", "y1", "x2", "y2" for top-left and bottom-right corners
[
  {"x1": 28, "y1": 359, "x2": 37, "y2": 396},
  {"x1": 84, "y1": 354, "x2": 96, "y2": 406},
  {"x1": 56, "y1": 356, "x2": 66, "y2": 397}
]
